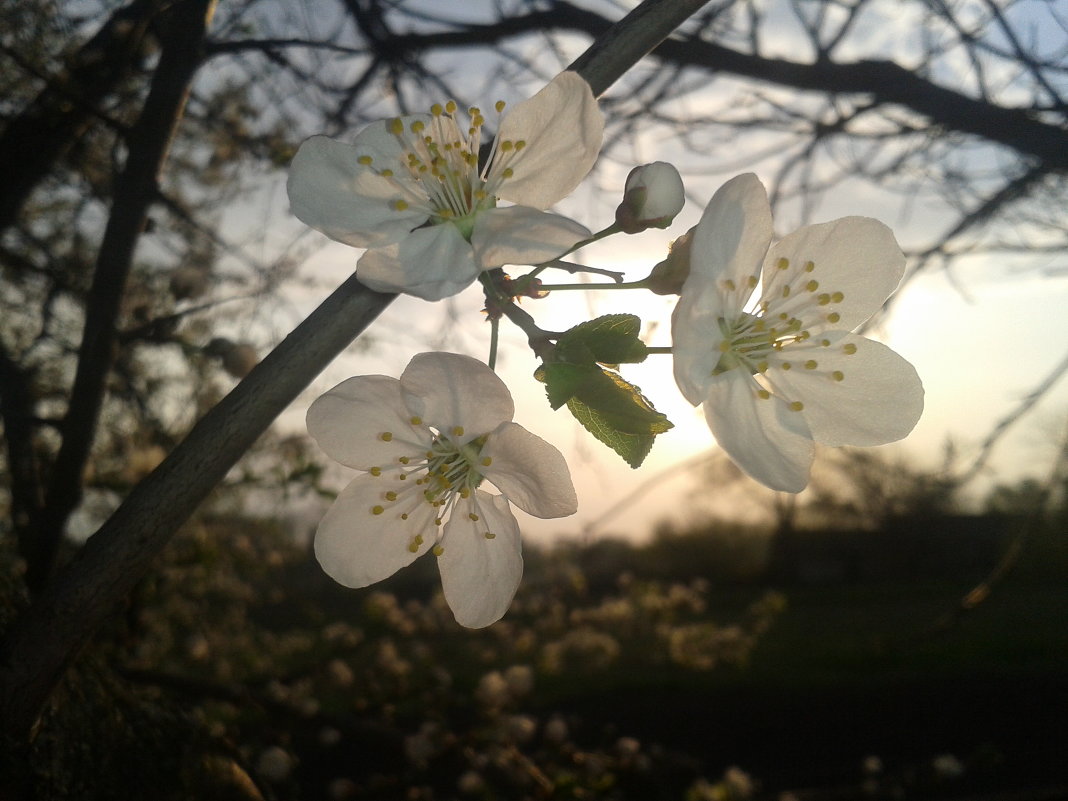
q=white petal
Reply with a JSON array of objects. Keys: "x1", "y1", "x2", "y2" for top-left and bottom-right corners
[
  {"x1": 357, "y1": 224, "x2": 480, "y2": 301},
  {"x1": 764, "y1": 217, "x2": 905, "y2": 332},
  {"x1": 685, "y1": 173, "x2": 772, "y2": 307},
  {"x1": 670, "y1": 175, "x2": 774, "y2": 405},
  {"x1": 764, "y1": 332, "x2": 924, "y2": 446},
  {"x1": 702, "y1": 372, "x2": 815, "y2": 492},
  {"x1": 437, "y1": 492, "x2": 523, "y2": 628},
  {"x1": 670, "y1": 292, "x2": 725, "y2": 406},
  {"x1": 307, "y1": 375, "x2": 428, "y2": 470},
  {"x1": 400, "y1": 352, "x2": 514, "y2": 440},
  {"x1": 287, "y1": 135, "x2": 427, "y2": 248},
  {"x1": 471, "y1": 207, "x2": 590, "y2": 269},
  {"x1": 481, "y1": 422, "x2": 577, "y2": 518},
  {"x1": 314, "y1": 473, "x2": 434, "y2": 588},
  {"x1": 494, "y1": 72, "x2": 604, "y2": 209}
]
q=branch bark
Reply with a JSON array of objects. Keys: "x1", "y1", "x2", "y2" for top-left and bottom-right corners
[{"x1": 0, "y1": 0, "x2": 712, "y2": 747}]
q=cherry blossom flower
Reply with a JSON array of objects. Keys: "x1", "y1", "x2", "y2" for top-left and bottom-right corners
[
  {"x1": 287, "y1": 72, "x2": 603, "y2": 301},
  {"x1": 307, "y1": 352, "x2": 577, "y2": 627},
  {"x1": 615, "y1": 161, "x2": 685, "y2": 233},
  {"x1": 671, "y1": 174, "x2": 923, "y2": 492}
]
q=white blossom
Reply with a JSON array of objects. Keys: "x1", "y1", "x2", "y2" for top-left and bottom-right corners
[
  {"x1": 287, "y1": 72, "x2": 603, "y2": 301},
  {"x1": 307, "y1": 352, "x2": 577, "y2": 627},
  {"x1": 671, "y1": 174, "x2": 923, "y2": 492}
]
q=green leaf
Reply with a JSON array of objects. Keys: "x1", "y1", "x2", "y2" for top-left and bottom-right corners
[
  {"x1": 555, "y1": 314, "x2": 648, "y2": 366},
  {"x1": 540, "y1": 362, "x2": 602, "y2": 410},
  {"x1": 552, "y1": 364, "x2": 673, "y2": 468}
]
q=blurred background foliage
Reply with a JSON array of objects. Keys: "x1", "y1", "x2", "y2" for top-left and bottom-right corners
[{"x1": 1, "y1": 459, "x2": 1065, "y2": 799}]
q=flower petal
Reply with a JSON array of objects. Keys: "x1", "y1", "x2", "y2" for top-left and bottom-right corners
[
  {"x1": 400, "y1": 352, "x2": 514, "y2": 440},
  {"x1": 307, "y1": 375, "x2": 428, "y2": 470},
  {"x1": 670, "y1": 295, "x2": 725, "y2": 406},
  {"x1": 287, "y1": 135, "x2": 427, "y2": 249},
  {"x1": 471, "y1": 207, "x2": 590, "y2": 269},
  {"x1": 764, "y1": 332, "x2": 924, "y2": 447},
  {"x1": 437, "y1": 492, "x2": 523, "y2": 628},
  {"x1": 764, "y1": 217, "x2": 905, "y2": 332},
  {"x1": 314, "y1": 473, "x2": 435, "y2": 588},
  {"x1": 671, "y1": 175, "x2": 774, "y2": 405},
  {"x1": 702, "y1": 372, "x2": 815, "y2": 492},
  {"x1": 685, "y1": 173, "x2": 772, "y2": 308},
  {"x1": 494, "y1": 72, "x2": 604, "y2": 209},
  {"x1": 357, "y1": 223, "x2": 480, "y2": 301},
  {"x1": 481, "y1": 421, "x2": 577, "y2": 518}
]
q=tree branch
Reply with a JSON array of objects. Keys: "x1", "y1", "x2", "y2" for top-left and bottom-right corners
[
  {"x1": 0, "y1": 0, "x2": 160, "y2": 234},
  {"x1": 26, "y1": 0, "x2": 219, "y2": 594}
]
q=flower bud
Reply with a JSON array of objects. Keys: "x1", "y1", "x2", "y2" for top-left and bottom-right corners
[
  {"x1": 614, "y1": 162, "x2": 685, "y2": 234},
  {"x1": 644, "y1": 226, "x2": 695, "y2": 295}
]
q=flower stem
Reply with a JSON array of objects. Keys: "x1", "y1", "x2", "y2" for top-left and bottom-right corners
[
  {"x1": 540, "y1": 279, "x2": 650, "y2": 292},
  {"x1": 488, "y1": 316, "x2": 499, "y2": 370},
  {"x1": 527, "y1": 222, "x2": 623, "y2": 279}
]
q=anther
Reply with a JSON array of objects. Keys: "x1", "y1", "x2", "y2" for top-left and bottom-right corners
[
  {"x1": 789, "y1": 401, "x2": 804, "y2": 412},
  {"x1": 843, "y1": 343, "x2": 858, "y2": 355},
  {"x1": 481, "y1": 457, "x2": 492, "y2": 467},
  {"x1": 805, "y1": 280, "x2": 819, "y2": 292},
  {"x1": 385, "y1": 491, "x2": 398, "y2": 501},
  {"x1": 757, "y1": 389, "x2": 771, "y2": 399},
  {"x1": 827, "y1": 312, "x2": 841, "y2": 323},
  {"x1": 371, "y1": 505, "x2": 384, "y2": 515},
  {"x1": 469, "y1": 513, "x2": 479, "y2": 521},
  {"x1": 370, "y1": 467, "x2": 382, "y2": 477},
  {"x1": 724, "y1": 279, "x2": 736, "y2": 291},
  {"x1": 832, "y1": 371, "x2": 845, "y2": 381},
  {"x1": 380, "y1": 432, "x2": 393, "y2": 442},
  {"x1": 389, "y1": 118, "x2": 404, "y2": 135},
  {"x1": 781, "y1": 362, "x2": 792, "y2": 370},
  {"x1": 495, "y1": 100, "x2": 506, "y2": 113},
  {"x1": 410, "y1": 416, "x2": 422, "y2": 425},
  {"x1": 392, "y1": 200, "x2": 409, "y2": 211},
  {"x1": 782, "y1": 286, "x2": 791, "y2": 298},
  {"x1": 445, "y1": 100, "x2": 457, "y2": 113},
  {"x1": 777, "y1": 258, "x2": 789, "y2": 270},
  {"x1": 804, "y1": 360, "x2": 818, "y2": 370},
  {"x1": 484, "y1": 531, "x2": 496, "y2": 540},
  {"x1": 357, "y1": 155, "x2": 373, "y2": 165},
  {"x1": 399, "y1": 456, "x2": 410, "y2": 465},
  {"x1": 831, "y1": 291, "x2": 844, "y2": 303},
  {"x1": 433, "y1": 545, "x2": 444, "y2": 556},
  {"x1": 804, "y1": 261, "x2": 815, "y2": 272},
  {"x1": 452, "y1": 426, "x2": 464, "y2": 437},
  {"x1": 818, "y1": 293, "x2": 831, "y2": 306}
]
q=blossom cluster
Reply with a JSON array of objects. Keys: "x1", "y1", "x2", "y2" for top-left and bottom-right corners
[{"x1": 289, "y1": 71, "x2": 923, "y2": 626}]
